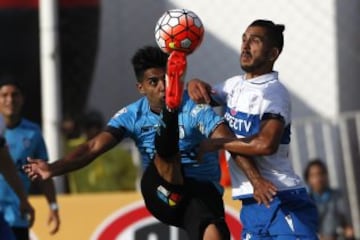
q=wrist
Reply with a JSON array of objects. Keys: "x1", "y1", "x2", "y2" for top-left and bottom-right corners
[
  {"x1": 49, "y1": 202, "x2": 59, "y2": 211},
  {"x1": 249, "y1": 175, "x2": 263, "y2": 186}
]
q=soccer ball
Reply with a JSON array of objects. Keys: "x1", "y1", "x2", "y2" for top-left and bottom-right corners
[{"x1": 154, "y1": 9, "x2": 204, "y2": 55}]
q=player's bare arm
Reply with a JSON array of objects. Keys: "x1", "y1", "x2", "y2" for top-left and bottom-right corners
[
  {"x1": 210, "y1": 123, "x2": 277, "y2": 207},
  {"x1": 35, "y1": 179, "x2": 60, "y2": 234},
  {"x1": 224, "y1": 118, "x2": 284, "y2": 155},
  {"x1": 201, "y1": 118, "x2": 284, "y2": 156},
  {"x1": 24, "y1": 131, "x2": 118, "y2": 180}
]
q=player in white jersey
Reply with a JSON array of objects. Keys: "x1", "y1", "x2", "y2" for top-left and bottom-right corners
[
  {"x1": 188, "y1": 20, "x2": 319, "y2": 239},
  {"x1": 0, "y1": 114, "x2": 34, "y2": 240}
]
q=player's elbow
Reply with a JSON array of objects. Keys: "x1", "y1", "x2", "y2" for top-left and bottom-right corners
[{"x1": 255, "y1": 141, "x2": 279, "y2": 155}]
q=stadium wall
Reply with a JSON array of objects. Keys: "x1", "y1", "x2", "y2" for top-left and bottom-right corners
[
  {"x1": 29, "y1": 189, "x2": 241, "y2": 240},
  {"x1": 88, "y1": 0, "x2": 360, "y2": 120}
]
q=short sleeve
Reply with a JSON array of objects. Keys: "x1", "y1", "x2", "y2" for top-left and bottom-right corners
[
  {"x1": 107, "y1": 107, "x2": 134, "y2": 139},
  {"x1": 211, "y1": 81, "x2": 228, "y2": 105},
  {"x1": 261, "y1": 83, "x2": 291, "y2": 125},
  {"x1": 211, "y1": 76, "x2": 242, "y2": 106},
  {"x1": 187, "y1": 100, "x2": 224, "y2": 137}
]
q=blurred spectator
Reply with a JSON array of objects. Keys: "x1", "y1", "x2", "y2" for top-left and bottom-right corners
[
  {"x1": 61, "y1": 114, "x2": 81, "y2": 140},
  {"x1": 64, "y1": 110, "x2": 137, "y2": 193},
  {"x1": 304, "y1": 159, "x2": 355, "y2": 240},
  {"x1": 0, "y1": 76, "x2": 60, "y2": 238}
]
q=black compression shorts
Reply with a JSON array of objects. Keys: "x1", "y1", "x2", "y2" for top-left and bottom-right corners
[{"x1": 140, "y1": 161, "x2": 230, "y2": 239}]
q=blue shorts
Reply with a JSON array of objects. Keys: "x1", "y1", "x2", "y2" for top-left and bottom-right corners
[
  {"x1": 0, "y1": 212, "x2": 15, "y2": 240},
  {"x1": 240, "y1": 188, "x2": 319, "y2": 240}
]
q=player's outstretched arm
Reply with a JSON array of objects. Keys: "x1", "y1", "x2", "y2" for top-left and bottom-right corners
[
  {"x1": 23, "y1": 131, "x2": 118, "y2": 180},
  {"x1": 0, "y1": 147, "x2": 35, "y2": 226},
  {"x1": 200, "y1": 118, "x2": 284, "y2": 157},
  {"x1": 209, "y1": 123, "x2": 277, "y2": 207}
]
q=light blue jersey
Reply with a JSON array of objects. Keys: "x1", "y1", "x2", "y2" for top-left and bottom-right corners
[
  {"x1": 0, "y1": 119, "x2": 48, "y2": 227},
  {"x1": 107, "y1": 91, "x2": 223, "y2": 183},
  {"x1": 0, "y1": 114, "x2": 16, "y2": 239}
]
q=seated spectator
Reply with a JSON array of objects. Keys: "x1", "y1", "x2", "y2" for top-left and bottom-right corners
[{"x1": 304, "y1": 159, "x2": 354, "y2": 240}]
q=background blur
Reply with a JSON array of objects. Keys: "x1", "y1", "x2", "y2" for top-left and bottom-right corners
[{"x1": 0, "y1": 0, "x2": 359, "y2": 239}]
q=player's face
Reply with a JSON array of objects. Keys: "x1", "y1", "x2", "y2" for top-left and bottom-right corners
[
  {"x1": 240, "y1": 26, "x2": 274, "y2": 73},
  {"x1": 0, "y1": 85, "x2": 24, "y2": 118},
  {"x1": 307, "y1": 165, "x2": 329, "y2": 193},
  {"x1": 136, "y1": 67, "x2": 166, "y2": 112}
]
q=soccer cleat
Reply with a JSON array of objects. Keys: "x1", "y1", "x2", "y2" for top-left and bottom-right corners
[{"x1": 166, "y1": 50, "x2": 187, "y2": 110}]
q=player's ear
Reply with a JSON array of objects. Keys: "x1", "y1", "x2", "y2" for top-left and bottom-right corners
[
  {"x1": 136, "y1": 82, "x2": 146, "y2": 95},
  {"x1": 268, "y1": 47, "x2": 280, "y2": 62}
]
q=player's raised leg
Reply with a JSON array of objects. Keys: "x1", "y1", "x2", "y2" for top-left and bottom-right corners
[
  {"x1": 141, "y1": 50, "x2": 188, "y2": 230},
  {"x1": 165, "y1": 50, "x2": 187, "y2": 111},
  {"x1": 154, "y1": 50, "x2": 187, "y2": 184}
]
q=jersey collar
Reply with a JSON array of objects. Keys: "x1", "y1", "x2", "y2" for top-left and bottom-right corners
[{"x1": 242, "y1": 71, "x2": 278, "y2": 85}]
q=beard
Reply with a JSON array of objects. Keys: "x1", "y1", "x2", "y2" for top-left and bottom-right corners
[
  {"x1": 240, "y1": 50, "x2": 271, "y2": 73},
  {"x1": 240, "y1": 59, "x2": 267, "y2": 73}
]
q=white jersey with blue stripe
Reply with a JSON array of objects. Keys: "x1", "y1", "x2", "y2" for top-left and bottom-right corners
[
  {"x1": 107, "y1": 91, "x2": 224, "y2": 183},
  {"x1": 212, "y1": 72, "x2": 304, "y2": 199},
  {"x1": 0, "y1": 118, "x2": 48, "y2": 227}
]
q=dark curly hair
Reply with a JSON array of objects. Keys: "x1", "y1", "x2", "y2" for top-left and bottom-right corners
[
  {"x1": 131, "y1": 46, "x2": 168, "y2": 82},
  {"x1": 249, "y1": 19, "x2": 285, "y2": 53}
]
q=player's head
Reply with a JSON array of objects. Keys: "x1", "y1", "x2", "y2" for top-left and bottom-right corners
[
  {"x1": 240, "y1": 19, "x2": 285, "y2": 74},
  {"x1": 0, "y1": 75, "x2": 25, "y2": 119},
  {"x1": 250, "y1": 20, "x2": 284, "y2": 53},
  {"x1": 131, "y1": 46, "x2": 169, "y2": 112},
  {"x1": 304, "y1": 159, "x2": 329, "y2": 193},
  {"x1": 131, "y1": 46, "x2": 168, "y2": 82}
]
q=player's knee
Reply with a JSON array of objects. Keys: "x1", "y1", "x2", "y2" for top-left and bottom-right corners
[
  {"x1": 202, "y1": 223, "x2": 228, "y2": 240},
  {"x1": 212, "y1": 219, "x2": 231, "y2": 240},
  {"x1": 201, "y1": 219, "x2": 230, "y2": 240}
]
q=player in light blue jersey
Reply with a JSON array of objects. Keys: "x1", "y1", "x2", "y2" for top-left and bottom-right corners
[
  {"x1": 188, "y1": 20, "x2": 319, "y2": 239},
  {"x1": 23, "y1": 46, "x2": 276, "y2": 240},
  {"x1": 0, "y1": 78, "x2": 60, "y2": 239},
  {"x1": 107, "y1": 90, "x2": 222, "y2": 182},
  {"x1": 0, "y1": 113, "x2": 34, "y2": 240}
]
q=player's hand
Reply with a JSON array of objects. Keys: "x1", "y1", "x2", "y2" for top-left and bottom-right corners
[
  {"x1": 23, "y1": 158, "x2": 52, "y2": 181},
  {"x1": 20, "y1": 199, "x2": 35, "y2": 227},
  {"x1": 48, "y1": 209, "x2": 60, "y2": 234},
  {"x1": 187, "y1": 78, "x2": 213, "y2": 104},
  {"x1": 252, "y1": 177, "x2": 277, "y2": 208}
]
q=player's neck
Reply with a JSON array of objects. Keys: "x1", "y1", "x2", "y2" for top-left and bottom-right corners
[
  {"x1": 150, "y1": 105, "x2": 162, "y2": 114},
  {"x1": 4, "y1": 115, "x2": 21, "y2": 129},
  {"x1": 244, "y1": 64, "x2": 274, "y2": 80}
]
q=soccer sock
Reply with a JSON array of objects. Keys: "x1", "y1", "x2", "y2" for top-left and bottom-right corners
[{"x1": 155, "y1": 107, "x2": 179, "y2": 159}]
